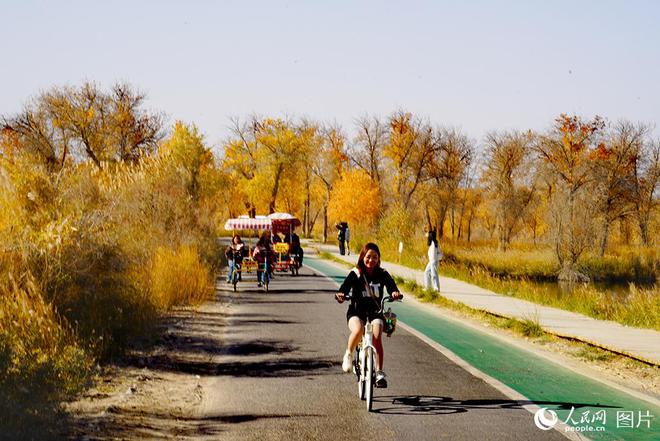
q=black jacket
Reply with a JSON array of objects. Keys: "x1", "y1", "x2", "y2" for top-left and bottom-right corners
[{"x1": 338, "y1": 267, "x2": 399, "y2": 316}]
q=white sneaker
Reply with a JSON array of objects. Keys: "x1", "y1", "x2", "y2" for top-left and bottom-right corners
[
  {"x1": 375, "y1": 370, "x2": 388, "y2": 388},
  {"x1": 342, "y1": 351, "x2": 352, "y2": 373}
]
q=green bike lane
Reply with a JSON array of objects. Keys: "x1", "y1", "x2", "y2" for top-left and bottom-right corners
[{"x1": 305, "y1": 256, "x2": 659, "y2": 441}]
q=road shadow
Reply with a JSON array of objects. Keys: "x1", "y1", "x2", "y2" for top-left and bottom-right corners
[
  {"x1": 124, "y1": 334, "x2": 300, "y2": 365},
  {"x1": 67, "y1": 408, "x2": 320, "y2": 440},
  {"x1": 123, "y1": 353, "x2": 339, "y2": 378},
  {"x1": 222, "y1": 284, "x2": 337, "y2": 294},
  {"x1": 372, "y1": 395, "x2": 620, "y2": 415},
  {"x1": 232, "y1": 297, "x2": 318, "y2": 305},
  {"x1": 223, "y1": 340, "x2": 299, "y2": 356},
  {"x1": 278, "y1": 288, "x2": 338, "y2": 294},
  {"x1": 236, "y1": 319, "x2": 300, "y2": 325}
]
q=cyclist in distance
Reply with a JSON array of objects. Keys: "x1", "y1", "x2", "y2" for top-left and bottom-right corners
[
  {"x1": 225, "y1": 234, "x2": 245, "y2": 283},
  {"x1": 334, "y1": 242, "x2": 402, "y2": 388},
  {"x1": 253, "y1": 230, "x2": 274, "y2": 287}
]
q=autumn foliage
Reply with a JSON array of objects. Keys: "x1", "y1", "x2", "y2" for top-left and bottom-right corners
[
  {"x1": 1, "y1": 82, "x2": 658, "y2": 433},
  {"x1": 0, "y1": 85, "x2": 226, "y2": 432},
  {"x1": 328, "y1": 169, "x2": 381, "y2": 233}
]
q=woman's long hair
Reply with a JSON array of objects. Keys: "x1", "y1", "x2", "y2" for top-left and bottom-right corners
[
  {"x1": 256, "y1": 230, "x2": 271, "y2": 247},
  {"x1": 427, "y1": 229, "x2": 437, "y2": 247},
  {"x1": 356, "y1": 242, "x2": 381, "y2": 274}
]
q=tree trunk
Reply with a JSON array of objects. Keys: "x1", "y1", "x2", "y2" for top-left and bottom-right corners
[
  {"x1": 558, "y1": 262, "x2": 590, "y2": 283},
  {"x1": 437, "y1": 205, "x2": 448, "y2": 239},
  {"x1": 305, "y1": 198, "x2": 312, "y2": 236},
  {"x1": 425, "y1": 206, "x2": 432, "y2": 231},
  {"x1": 450, "y1": 207, "x2": 455, "y2": 239},
  {"x1": 637, "y1": 216, "x2": 650, "y2": 245},
  {"x1": 322, "y1": 205, "x2": 328, "y2": 243},
  {"x1": 556, "y1": 188, "x2": 589, "y2": 282},
  {"x1": 302, "y1": 208, "x2": 308, "y2": 237},
  {"x1": 457, "y1": 196, "x2": 467, "y2": 240},
  {"x1": 269, "y1": 163, "x2": 284, "y2": 214},
  {"x1": 621, "y1": 218, "x2": 633, "y2": 246},
  {"x1": 467, "y1": 213, "x2": 473, "y2": 242},
  {"x1": 308, "y1": 208, "x2": 320, "y2": 236},
  {"x1": 599, "y1": 219, "x2": 611, "y2": 257}
]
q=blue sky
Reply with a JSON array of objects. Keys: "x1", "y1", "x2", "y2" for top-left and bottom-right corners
[{"x1": 1, "y1": 0, "x2": 658, "y2": 148}]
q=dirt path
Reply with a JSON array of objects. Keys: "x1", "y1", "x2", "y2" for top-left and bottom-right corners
[{"x1": 65, "y1": 288, "x2": 231, "y2": 440}]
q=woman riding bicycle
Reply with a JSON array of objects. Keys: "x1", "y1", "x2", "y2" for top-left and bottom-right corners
[
  {"x1": 252, "y1": 230, "x2": 274, "y2": 287},
  {"x1": 225, "y1": 235, "x2": 245, "y2": 283},
  {"x1": 334, "y1": 242, "x2": 402, "y2": 388}
]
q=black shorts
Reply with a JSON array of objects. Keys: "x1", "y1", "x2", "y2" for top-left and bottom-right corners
[{"x1": 346, "y1": 303, "x2": 384, "y2": 324}]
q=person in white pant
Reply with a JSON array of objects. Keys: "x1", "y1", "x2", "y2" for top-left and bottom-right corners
[{"x1": 424, "y1": 230, "x2": 442, "y2": 291}]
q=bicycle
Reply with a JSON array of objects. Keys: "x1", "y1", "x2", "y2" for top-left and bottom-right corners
[
  {"x1": 289, "y1": 248, "x2": 302, "y2": 276},
  {"x1": 258, "y1": 258, "x2": 270, "y2": 292},
  {"x1": 231, "y1": 260, "x2": 242, "y2": 292},
  {"x1": 344, "y1": 293, "x2": 402, "y2": 412}
]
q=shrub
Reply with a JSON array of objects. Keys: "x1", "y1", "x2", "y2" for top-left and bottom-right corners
[
  {"x1": 149, "y1": 245, "x2": 214, "y2": 310},
  {"x1": 1, "y1": 124, "x2": 224, "y2": 435},
  {"x1": 0, "y1": 274, "x2": 91, "y2": 426}
]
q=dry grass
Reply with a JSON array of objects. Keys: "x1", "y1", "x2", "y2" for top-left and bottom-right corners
[
  {"x1": 150, "y1": 245, "x2": 214, "y2": 310},
  {"x1": 0, "y1": 274, "x2": 92, "y2": 437},
  {"x1": 0, "y1": 137, "x2": 224, "y2": 434},
  {"x1": 367, "y1": 228, "x2": 658, "y2": 284}
]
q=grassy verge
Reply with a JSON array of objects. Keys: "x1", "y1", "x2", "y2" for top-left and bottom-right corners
[
  {"x1": 438, "y1": 262, "x2": 659, "y2": 330},
  {"x1": 392, "y1": 274, "x2": 550, "y2": 339}
]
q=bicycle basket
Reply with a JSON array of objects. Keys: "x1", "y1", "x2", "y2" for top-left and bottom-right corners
[{"x1": 384, "y1": 308, "x2": 397, "y2": 336}]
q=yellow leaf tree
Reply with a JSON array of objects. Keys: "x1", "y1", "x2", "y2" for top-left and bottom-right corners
[
  {"x1": 327, "y1": 169, "x2": 381, "y2": 237},
  {"x1": 2, "y1": 82, "x2": 162, "y2": 171},
  {"x1": 312, "y1": 124, "x2": 348, "y2": 241},
  {"x1": 159, "y1": 121, "x2": 215, "y2": 203},
  {"x1": 223, "y1": 117, "x2": 313, "y2": 216},
  {"x1": 384, "y1": 111, "x2": 438, "y2": 209},
  {"x1": 536, "y1": 114, "x2": 605, "y2": 281}
]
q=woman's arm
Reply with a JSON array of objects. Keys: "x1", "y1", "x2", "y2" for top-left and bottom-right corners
[
  {"x1": 383, "y1": 270, "x2": 402, "y2": 300},
  {"x1": 335, "y1": 270, "x2": 358, "y2": 303}
]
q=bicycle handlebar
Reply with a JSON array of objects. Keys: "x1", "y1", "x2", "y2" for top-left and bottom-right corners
[
  {"x1": 340, "y1": 293, "x2": 403, "y2": 313},
  {"x1": 342, "y1": 292, "x2": 403, "y2": 300}
]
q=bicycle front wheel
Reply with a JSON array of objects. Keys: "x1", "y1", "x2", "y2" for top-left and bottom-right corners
[
  {"x1": 365, "y1": 348, "x2": 374, "y2": 411},
  {"x1": 356, "y1": 348, "x2": 365, "y2": 400}
]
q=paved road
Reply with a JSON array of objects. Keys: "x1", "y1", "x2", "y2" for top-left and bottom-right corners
[{"x1": 200, "y1": 264, "x2": 568, "y2": 441}]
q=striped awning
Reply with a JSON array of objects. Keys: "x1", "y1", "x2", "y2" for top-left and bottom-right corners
[
  {"x1": 268, "y1": 212, "x2": 301, "y2": 233},
  {"x1": 224, "y1": 217, "x2": 272, "y2": 231}
]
